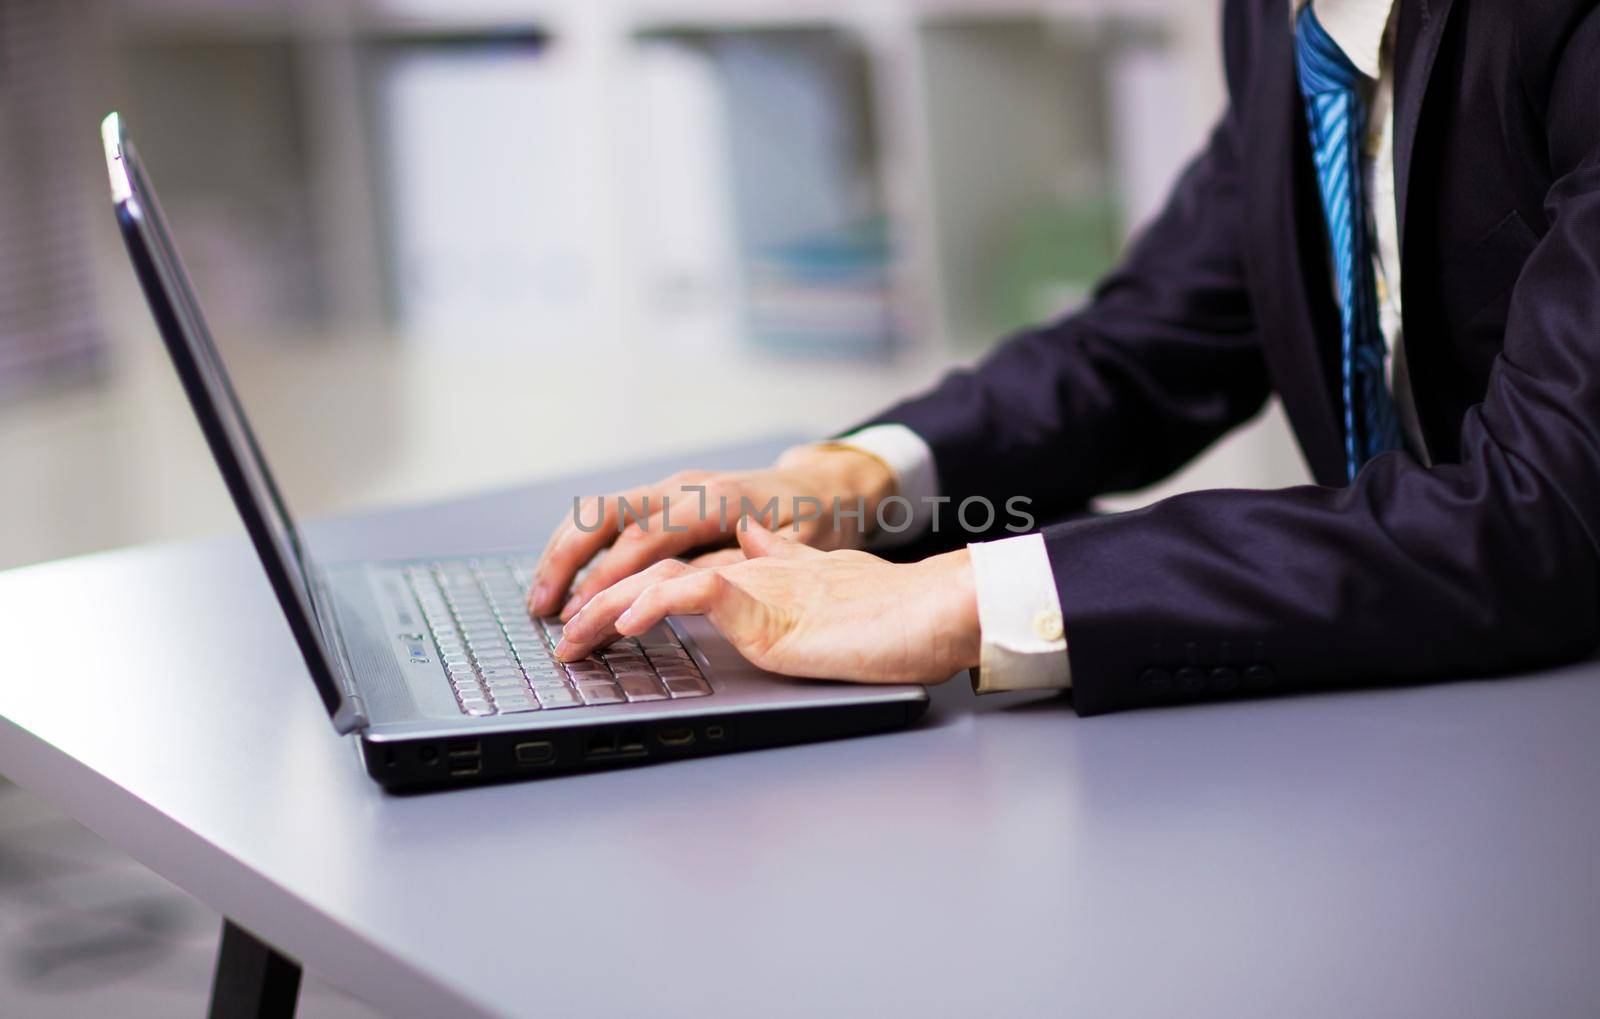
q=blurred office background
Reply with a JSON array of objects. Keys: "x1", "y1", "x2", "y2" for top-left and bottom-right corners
[
  {"x1": 0, "y1": 0, "x2": 1311, "y2": 574},
  {"x1": 0, "y1": 0, "x2": 1308, "y2": 1013}
]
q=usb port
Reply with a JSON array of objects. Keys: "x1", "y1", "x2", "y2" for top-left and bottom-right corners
[
  {"x1": 515, "y1": 740, "x2": 556, "y2": 767},
  {"x1": 449, "y1": 760, "x2": 482, "y2": 777},
  {"x1": 585, "y1": 729, "x2": 648, "y2": 760},
  {"x1": 446, "y1": 739, "x2": 481, "y2": 759}
]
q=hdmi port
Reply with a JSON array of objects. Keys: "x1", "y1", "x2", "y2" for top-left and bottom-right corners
[
  {"x1": 658, "y1": 728, "x2": 695, "y2": 747},
  {"x1": 515, "y1": 741, "x2": 556, "y2": 767}
]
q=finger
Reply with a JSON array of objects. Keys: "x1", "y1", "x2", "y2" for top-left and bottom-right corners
[
  {"x1": 736, "y1": 517, "x2": 825, "y2": 561},
  {"x1": 688, "y1": 548, "x2": 746, "y2": 568},
  {"x1": 612, "y1": 570, "x2": 768, "y2": 651},
  {"x1": 556, "y1": 559, "x2": 696, "y2": 659},
  {"x1": 563, "y1": 510, "x2": 732, "y2": 620},
  {"x1": 528, "y1": 489, "x2": 642, "y2": 616},
  {"x1": 530, "y1": 497, "x2": 613, "y2": 616}
]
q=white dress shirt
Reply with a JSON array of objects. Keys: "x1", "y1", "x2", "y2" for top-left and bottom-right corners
[{"x1": 840, "y1": 0, "x2": 1408, "y2": 693}]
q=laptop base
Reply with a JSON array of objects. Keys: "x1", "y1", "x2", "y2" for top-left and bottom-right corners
[{"x1": 363, "y1": 698, "x2": 928, "y2": 791}]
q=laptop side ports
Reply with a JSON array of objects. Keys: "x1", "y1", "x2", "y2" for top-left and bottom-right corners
[
  {"x1": 515, "y1": 740, "x2": 556, "y2": 767},
  {"x1": 657, "y1": 727, "x2": 695, "y2": 748},
  {"x1": 584, "y1": 728, "x2": 648, "y2": 761}
]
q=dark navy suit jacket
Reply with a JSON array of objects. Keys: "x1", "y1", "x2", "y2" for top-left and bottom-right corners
[{"x1": 859, "y1": 0, "x2": 1600, "y2": 714}]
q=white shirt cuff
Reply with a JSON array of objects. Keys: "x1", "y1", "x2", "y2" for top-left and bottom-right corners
[
  {"x1": 967, "y1": 533, "x2": 1072, "y2": 693},
  {"x1": 833, "y1": 424, "x2": 941, "y2": 549}
]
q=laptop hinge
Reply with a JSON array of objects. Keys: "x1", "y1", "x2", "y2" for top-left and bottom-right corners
[{"x1": 314, "y1": 576, "x2": 370, "y2": 734}]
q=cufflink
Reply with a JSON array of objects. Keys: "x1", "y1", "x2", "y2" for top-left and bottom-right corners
[{"x1": 1032, "y1": 609, "x2": 1064, "y2": 643}]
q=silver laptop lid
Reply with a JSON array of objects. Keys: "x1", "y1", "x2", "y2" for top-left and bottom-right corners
[{"x1": 101, "y1": 112, "x2": 362, "y2": 733}]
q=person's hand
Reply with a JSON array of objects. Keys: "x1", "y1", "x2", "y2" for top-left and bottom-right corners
[
  {"x1": 554, "y1": 520, "x2": 979, "y2": 686},
  {"x1": 527, "y1": 445, "x2": 897, "y2": 622}
]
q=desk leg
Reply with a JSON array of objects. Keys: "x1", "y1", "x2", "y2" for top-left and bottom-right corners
[{"x1": 207, "y1": 919, "x2": 303, "y2": 1019}]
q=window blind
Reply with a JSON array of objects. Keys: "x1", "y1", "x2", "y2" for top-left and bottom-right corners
[{"x1": 0, "y1": 0, "x2": 102, "y2": 397}]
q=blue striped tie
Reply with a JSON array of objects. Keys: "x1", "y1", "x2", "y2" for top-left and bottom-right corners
[{"x1": 1295, "y1": 6, "x2": 1401, "y2": 479}]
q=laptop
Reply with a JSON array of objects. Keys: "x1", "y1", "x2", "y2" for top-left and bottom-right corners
[{"x1": 100, "y1": 112, "x2": 928, "y2": 791}]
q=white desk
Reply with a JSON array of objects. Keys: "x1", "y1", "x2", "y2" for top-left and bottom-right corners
[{"x1": 3, "y1": 438, "x2": 1600, "y2": 1018}]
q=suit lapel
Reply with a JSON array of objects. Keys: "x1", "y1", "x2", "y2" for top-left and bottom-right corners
[
  {"x1": 1392, "y1": 0, "x2": 1459, "y2": 457},
  {"x1": 1244, "y1": 3, "x2": 1347, "y2": 484},
  {"x1": 1393, "y1": 0, "x2": 1458, "y2": 261}
]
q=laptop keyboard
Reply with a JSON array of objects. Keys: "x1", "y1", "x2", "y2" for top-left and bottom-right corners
[{"x1": 404, "y1": 558, "x2": 712, "y2": 716}]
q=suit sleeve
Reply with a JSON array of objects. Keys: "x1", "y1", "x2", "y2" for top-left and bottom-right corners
[
  {"x1": 1051, "y1": 9, "x2": 1600, "y2": 715},
  {"x1": 852, "y1": 106, "x2": 1270, "y2": 527}
]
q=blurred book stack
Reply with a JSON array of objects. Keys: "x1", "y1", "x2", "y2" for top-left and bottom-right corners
[
  {"x1": 372, "y1": 30, "x2": 591, "y2": 347},
  {"x1": 742, "y1": 223, "x2": 896, "y2": 355},
  {"x1": 707, "y1": 29, "x2": 897, "y2": 356}
]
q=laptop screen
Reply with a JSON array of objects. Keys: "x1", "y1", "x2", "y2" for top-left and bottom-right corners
[{"x1": 101, "y1": 113, "x2": 354, "y2": 729}]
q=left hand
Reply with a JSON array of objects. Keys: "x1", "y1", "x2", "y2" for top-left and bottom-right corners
[{"x1": 555, "y1": 520, "x2": 980, "y2": 685}]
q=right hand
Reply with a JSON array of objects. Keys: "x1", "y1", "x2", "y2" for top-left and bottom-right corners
[{"x1": 525, "y1": 445, "x2": 897, "y2": 621}]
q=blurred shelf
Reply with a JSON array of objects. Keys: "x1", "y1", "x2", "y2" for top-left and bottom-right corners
[{"x1": 90, "y1": 0, "x2": 1216, "y2": 358}]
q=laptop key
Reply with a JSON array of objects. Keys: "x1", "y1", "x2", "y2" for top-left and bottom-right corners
[
  {"x1": 644, "y1": 659, "x2": 687, "y2": 674},
  {"x1": 616, "y1": 674, "x2": 668, "y2": 701},
  {"x1": 535, "y1": 686, "x2": 583, "y2": 709},
  {"x1": 578, "y1": 682, "x2": 626, "y2": 705},
  {"x1": 647, "y1": 644, "x2": 693, "y2": 658},
  {"x1": 664, "y1": 676, "x2": 712, "y2": 698}
]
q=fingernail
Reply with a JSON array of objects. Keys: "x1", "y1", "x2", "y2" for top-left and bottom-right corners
[
  {"x1": 615, "y1": 607, "x2": 637, "y2": 632},
  {"x1": 531, "y1": 583, "x2": 548, "y2": 610},
  {"x1": 554, "y1": 638, "x2": 574, "y2": 660},
  {"x1": 559, "y1": 592, "x2": 584, "y2": 621}
]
